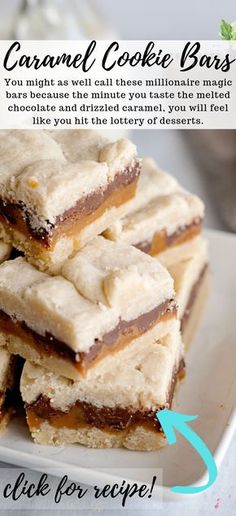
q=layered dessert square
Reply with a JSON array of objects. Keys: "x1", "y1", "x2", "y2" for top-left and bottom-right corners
[
  {"x1": 0, "y1": 237, "x2": 176, "y2": 380},
  {"x1": 167, "y1": 238, "x2": 209, "y2": 347},
  {"x1": 0, "y1": 336, "x2": 20, "y2": 431},
  {"x1": 20, "y1": 320, "x2": 184, "y2": 450},
  {"x1": 0, "y1": 130, "x2": 140, "y2": 273},
  {"x1": 104, "y1": 158, "x2": 204, "y2": 266}
]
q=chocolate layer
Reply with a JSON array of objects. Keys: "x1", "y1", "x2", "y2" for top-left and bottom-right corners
[
  {"x1": 181, "y1": 264, "x2": 208, "y2": 332},
  {"x1": 26, "y1": 359, "x2": 185, "y2": 434},
  {"x1": 135, "y1": 218, "x2": 202, "y2": 255},
  {"x1": 0, "y1": 356, "x2": 24, "y2": 423},
  {"x1": 0, "y1": 388, "x2": 15, "y2": 412},
  {"x1": 0, "y1": 299, "x2": 176, "y2": 373},
  {"x1": 0, "y1": 387, "x2": 18, "y2": 424},
  {"x1": 0, "y1": 162, "x2": 140, "y2": 248}
]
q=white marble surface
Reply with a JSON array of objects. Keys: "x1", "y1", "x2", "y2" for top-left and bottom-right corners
[{"x1": 0, "y1": 0, "x2": 235, "y2": 514}]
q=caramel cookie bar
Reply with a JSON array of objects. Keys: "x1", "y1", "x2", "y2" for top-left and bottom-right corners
[
  {"x1": 168, "y1": 238, "x2": 209, "y2": 348},
  {"x1": 21, "y1": 320, "x2": 183, "y2": 450},
  {"x1": 0, "y1": 237, "x2": 176, "y2": 380},
  {"x1": 104, "y1": 158, "x2": 204, "y2": 264},
  {"x1": 0, "y1": 130, "x2": 140, "y2": 273}
]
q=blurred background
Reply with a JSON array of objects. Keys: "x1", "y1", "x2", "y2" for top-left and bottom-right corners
[{"x1": 0, "y1": 0, "x2": 236, "y2": 232}]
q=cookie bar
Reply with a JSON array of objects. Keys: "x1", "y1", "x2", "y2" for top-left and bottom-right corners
[
  {"x1": 0, "y1": 237, "x2": 176, "y2": 380},
  {"x1": 104, "y1": 158, "x2": 204, "y2": 265},
  {"x1": 21, "y1": 320, "x2": 184, "y2": 450},
  {"x1": 168, "y1": 238, "x2": 209, "y2": 347},
  {"x1": 0, "y1": 130, "x2": 140, "y2": 273},
  {"x1": 0, "y1": 343, "x2": 19, "y2": 431}
]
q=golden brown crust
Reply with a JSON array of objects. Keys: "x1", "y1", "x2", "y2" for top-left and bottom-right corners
[{"x1": 26, "y1": 420, "x2": 167, "y2": 451}]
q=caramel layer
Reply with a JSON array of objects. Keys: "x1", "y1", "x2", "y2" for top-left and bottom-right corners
[
  {"x1": 181, "y1": 264, "x2": 208, "y2": 333},
  {"x1": 0, "y1": 300, "x2": 176, "y2": 375},
  {"x1": 135, "y1": 218, "x2": 202, "y2": 256},
  {"x1": 26, "y1": 360, "x2": 184, "y2": 435},
  {"x1": 0, "y1": 163, "x2": 140, "y2": 250}
]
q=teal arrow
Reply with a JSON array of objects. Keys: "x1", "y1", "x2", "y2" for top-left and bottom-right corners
[{"x1": 156, "y1": 409, "x2": 218, "y2": 494}]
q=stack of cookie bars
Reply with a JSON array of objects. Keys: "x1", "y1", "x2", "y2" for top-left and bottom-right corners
[{"x1": 0, "y1": 130, "x2": 208, "y2": 451}]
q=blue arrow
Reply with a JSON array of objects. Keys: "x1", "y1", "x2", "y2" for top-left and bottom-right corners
[{"x1": 156, "y1": 409, "x2": 218, "y2": 494}]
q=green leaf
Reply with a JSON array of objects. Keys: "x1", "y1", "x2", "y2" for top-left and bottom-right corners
[
  {"x1": 220, "y1": 19, "x2": 233, "y2": 40},
  {"x1": 231, "y1": 21, "x2": 236, "y2": 40}
]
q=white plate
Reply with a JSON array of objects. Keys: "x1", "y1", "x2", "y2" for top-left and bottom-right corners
[{"x1": 0, "y1": 229, "x2": 235, "y2": 501}]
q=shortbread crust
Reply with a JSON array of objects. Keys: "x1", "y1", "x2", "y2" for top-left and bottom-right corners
[
  {"x1": 167, "y1": 239, "x2": 209, "y2": 346},
  {"x1": 157, "y1": 235, "x2": 202, "y2": 268},
  {"x1": 0, "y1": 238, "x2": 176, "y2": 379},
  {"x1": 167, "y1": 238, "x2": 208, "y2": 320},
  {"x1": 21, "y1": 321, "x2": 183, "y2": 449},
  {"x1": 104, "y1": 158, "x2": 204, "y2": 257},
  {"x1": 0, "y1": 130, "x2": 140, "y2": 273}
]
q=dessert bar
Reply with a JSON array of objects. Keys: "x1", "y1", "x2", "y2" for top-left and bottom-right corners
[
  {"x1": 0, "y1": 237, "x2": 176, "y2": 380},
  {"x1": 168, "y1": 238, "x2": 209, "y2": 347},
  {"x1": 0, "y1": 130, "x2": 140, "y2": 273},
  {"x1": 104, "y1": 158, "x2": 204, "y2": 266},
  {"x1": 21, "y1": 320, "x2": 183, "y2": 450}
]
